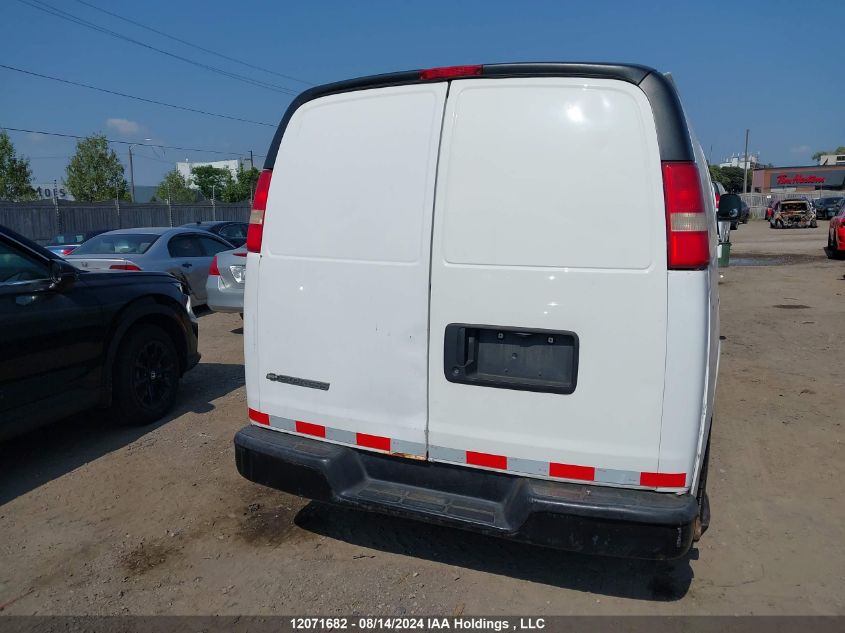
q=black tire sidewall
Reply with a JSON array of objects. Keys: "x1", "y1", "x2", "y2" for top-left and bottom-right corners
[{"x1": 112, "y1": 324, "x2": 180, "y2": 426}]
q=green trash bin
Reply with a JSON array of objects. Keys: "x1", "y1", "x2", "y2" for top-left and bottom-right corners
[
  {"x1": 717, "y1": 220, "x2": 731, "y2": 267},
  {"x1": 718, "y1": 240, "x2": 731, "y2": 267}
]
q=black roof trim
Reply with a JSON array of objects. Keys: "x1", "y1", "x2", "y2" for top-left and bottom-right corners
[{"x1": 263, "y1": 62, "x2": 694, "y2": 169}]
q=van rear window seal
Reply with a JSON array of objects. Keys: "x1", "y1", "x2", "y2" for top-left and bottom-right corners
[{"x1": 263, "y1": 62, "x2": 695, "y2": 169}]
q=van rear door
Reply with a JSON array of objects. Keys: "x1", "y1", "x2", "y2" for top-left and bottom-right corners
[
  {"x1": 252, "y1": 83, "x2": 447, "y2": 456},
  {"x1": 428, "y1": 78, "x2": 669, "y2": 485}
]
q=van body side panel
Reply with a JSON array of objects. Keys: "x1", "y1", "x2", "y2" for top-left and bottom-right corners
[
  {"x1": 428, "y1": 78, "x2": 668, "y2": 479},
  {"x1": 253, "y1": 84, "x2": 448, "y2": 451},
  {"x1": 659, "y1": 271, "x2": 709, "y2": 487}
]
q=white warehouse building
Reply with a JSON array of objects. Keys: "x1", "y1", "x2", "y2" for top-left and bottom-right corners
[{"x1": 176, "y1": 158, "x2": 251, "y2": 188}]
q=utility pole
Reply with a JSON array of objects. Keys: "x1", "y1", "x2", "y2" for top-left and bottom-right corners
[
  {"x1": 742, "y1": 129, "x2": 750, "y2": 194},
  {"x1": 128, "y1": 145, "x2": 136, "y2": 202},
  {"x1": 249, "y1": 150, "x2": 254, "y2": 170}
]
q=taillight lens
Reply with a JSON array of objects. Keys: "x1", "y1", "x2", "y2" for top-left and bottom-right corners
[
  {"x1": 209, "y1": 255, "x2": 220, "y2": 276},
  {"x1": 246, "y1": 169, "x2": 272, "y2": 253},
  {"x1": 663, "y1": 161, "x2": 710, "y2": 270},
  {"x1": 60, "y1": 247, "x2": 75, "y2": 256},
  {"x1": 109, "y1": 263, "x2": 142, "y2": 271},
  {"x1": 419, "y1": 65, "x2": 483, "y2": 80}
]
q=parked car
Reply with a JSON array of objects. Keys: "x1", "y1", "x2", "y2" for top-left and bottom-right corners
[
  {"x1": 181, "y1": 221, "x2": 248, "y2": 248},
  {"x1": 770, "y1": 199, "x2": 817, "y2": 229},
  {"x1": 711, "y1": 181, "x2": 726, "y2": 211},
  {"x1": 65, "y1": 227, "x2": 233, "y2": 306},
  {"x1": 814, "y1": 196, "x2": 845, "y2": 220},
  {"x1": 206, "y1": 247, "x2": 246, "y2": 314},
  {"x1": 765, "y1": 200, "x2": 778, "y2": 221},
  {"x1": 717, "y1": 193, "x2": 749, "y2": 229},
  {"x1": 235, "y1": 63, "x2": 718, "y2": 560},
  {"x1": 0, "y1": 225, "x2": 199, "y2": 441},
  {"x1": 827, "y1": 206, "x2": 845, "y2": 259},
  {"x1": 45, "y1": 229, "x2": 108, "y2": 256}
]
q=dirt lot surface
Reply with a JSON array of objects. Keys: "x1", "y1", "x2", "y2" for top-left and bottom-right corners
[{"x1": 1, "y1": 220, "x2": 843, "y2": 616}]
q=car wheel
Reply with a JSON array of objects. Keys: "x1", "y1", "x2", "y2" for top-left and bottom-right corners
[
  {"x1": 775, "y1": 220, "x2": 784, "y2": 229},
  {"x1": 741, "y1": 216, "x2": 749, "y2": 224},
  {"x1": 731, "y1": 221, "x2": 738, "y2": 230},
  {"x1": 111, "y1": 324, "x2": 180, "y2": 426}
]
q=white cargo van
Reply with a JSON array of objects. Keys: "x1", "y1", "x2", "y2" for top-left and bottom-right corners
[{"x1": 235, "y1": 63, "x2": 719, "y2": 559}]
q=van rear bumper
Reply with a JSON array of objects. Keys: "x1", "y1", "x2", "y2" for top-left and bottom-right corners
[{"x1": 234, "y1": 425, "x2": 699, "y2": 560}]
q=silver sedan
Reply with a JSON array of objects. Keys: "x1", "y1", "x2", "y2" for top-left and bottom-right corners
[
  {"x1": 66, "y1": 227, "x2": 233, "y2": 306},
  {"x1": 206, "y1": 246, "x2": 246, "y2": 313}
]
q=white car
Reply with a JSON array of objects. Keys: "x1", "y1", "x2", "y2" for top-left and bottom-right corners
[{"x1": 235, "y1": 63, "x2": 719, "y2": 559}]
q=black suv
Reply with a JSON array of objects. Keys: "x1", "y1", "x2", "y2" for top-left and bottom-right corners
[
  {"x1": 814, "y1": 197, "x2": 844, "y2": 221},
  {"x1": 0, "y1": 226, "x2": 200, "y2": 441}
]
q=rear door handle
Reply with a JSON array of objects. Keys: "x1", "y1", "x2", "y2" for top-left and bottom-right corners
[{"x1": 182, "y1": 262, "x2": 192, "y2": 268}]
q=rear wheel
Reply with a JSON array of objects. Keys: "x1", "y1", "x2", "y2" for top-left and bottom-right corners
[
  {"x1": 730, "y1": 221, "x2": 738, "y2": 230},
  {"x1": 110, "y1": 324, "x2": 180, "y2": 426},
  {"x1": 693, "y1": 433, "x2": 711, "y2": 541}
]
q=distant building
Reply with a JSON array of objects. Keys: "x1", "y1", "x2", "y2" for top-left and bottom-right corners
[
  {"x1": 33, "y1": 181, "x2": 74, "y2": 201},
  {"x1": 818, "y1": 153, "x2": 845, "y2": 166},
  {"x1": 176, "y1": 158, "x2": 250, "y2": 189},
  {"x1": 718, "y1": 153, "x2": 759, "y2": 170},
  {"x1": 751, "y1": 165, "x2": 845, "y2": 193}
]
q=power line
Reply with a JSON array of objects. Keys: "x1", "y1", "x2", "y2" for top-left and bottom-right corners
[
  {"x1": 16, "y1": 0, "x2": 301, "y2": 96},
  {"x1": 2, "y1": 126, "x2": 252, "y2": 157},
  {"x1": 74, "y1": 0, "x2": 313, "y2": 87},
  {"x1": 0, "y1": 64, "x2": 276, "y2": 127}
]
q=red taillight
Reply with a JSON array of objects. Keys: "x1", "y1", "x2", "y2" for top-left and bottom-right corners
[
  {"x1": 233, "y1": 251, "x2": 246, "y2": 257},
  {"x1": 662, "y1": 161, "x2": 710, "y2": 270},
  {"x1": 209, "y1": 255, "x2": 220, "y2": 276},
  {"x1": 419, "y1": 65, "x2": 483, "y2": 80},
  {"x1": 109, "y1": 263, "x2": 142, "y2": 271},
  {"x1": 246, "y1": 169, "x2": 272, "y2": 253},
  {"x1": 714, "y1": 193, "x2": 720, "y2": 207},
  {"x1": 60, "y1": 247, "x2": 75, "y2": 256}
]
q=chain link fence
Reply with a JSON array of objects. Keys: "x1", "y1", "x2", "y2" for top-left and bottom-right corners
[
  {"x1": 739, "y1": 191, "x2": 837, "y2": 220},
  {"x1": 0, "y1": 199, "x2": 250, "y2": 243}
]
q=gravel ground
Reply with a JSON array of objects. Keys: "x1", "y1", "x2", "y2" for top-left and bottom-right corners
[{"x1": 1, "y1": 219, "x2": 843, "y2": 615}]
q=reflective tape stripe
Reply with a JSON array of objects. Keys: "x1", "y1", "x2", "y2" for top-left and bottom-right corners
[
  {"x1": 550, "y1": 462, "x2": 595, "y2": 481},
  {"x1": 295, "y1": 420, "x2": 325, "y2": 438},
  {"x1": 248, "y1": 408, "x2": 269, "y2": 425},
  {"x1": 357, "y1": 433, "x2": 391, "y2": 451},
  {"x1": 248, "y1": 410, "x2": 687, "y2": 488},
  {"x1": 466, "y1": 451, "x2": 507, "y2": 470}
]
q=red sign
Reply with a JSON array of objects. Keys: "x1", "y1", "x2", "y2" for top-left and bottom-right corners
[{"x1": 776, "y1": 174, "x2": 825, "y2": 185}]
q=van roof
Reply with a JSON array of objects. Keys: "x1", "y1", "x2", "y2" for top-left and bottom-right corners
[{"x1": 263, "y1": 62, "x2": 694, "y2": 170}]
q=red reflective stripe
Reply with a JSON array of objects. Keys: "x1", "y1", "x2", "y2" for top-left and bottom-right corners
[
  {"x1": 356, "y1": 433, "x2": 391, "y2": 451},
  {"x1": 295, "y1": 420, "x2": 326, "y2": 438},
  {"x1": 248, "y1": 408, "x2": 269, "y2": 425},
  {"x1": 466, "y1": 451, "x2": 507, "y2": 470},
  {"x1": 640, "y1": 472, "x2": 687, "y2": 487},
  {"x1": 549, "y1": 462, "x2": 595, "y2": 481}
]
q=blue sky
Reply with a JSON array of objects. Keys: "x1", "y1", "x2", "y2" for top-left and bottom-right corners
[{"x1": 2, "y1": 0, "x2": 844, "y2": 186}]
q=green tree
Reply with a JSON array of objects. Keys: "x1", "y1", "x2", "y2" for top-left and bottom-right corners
[
  {"x1": 65, "y1": 134, "x2": 129, "y2": 201},
  {"x1": 221, "y1": 166, "x2": 260, "y2": 202},
  {"x1": 0, "y1": 131, "x2": 37, "y2": 201},
  {"x1": 719, "y1": 166, "x2": 749, "y2": 193},
  {"x1": 190, "y1": 165, "x2": 232, "y2": 200},
  {"x1": 812, "y1": 146, "x2": 845, "y2": 162},
  {"x1": 155, "y1": 168, "x2": 196, "y2": 203},
  {"x1": 708, "y1": 165, "x2": 725, "y2": 187}
]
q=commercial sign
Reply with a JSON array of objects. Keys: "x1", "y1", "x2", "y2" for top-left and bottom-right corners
[{"x1": 770, "y1": 169, "x2": 845, "y2": 189}]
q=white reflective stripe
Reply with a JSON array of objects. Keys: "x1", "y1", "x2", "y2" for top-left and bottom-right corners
[{"x1": 670, "y1": 212, "x2": 708, "y2": 232}]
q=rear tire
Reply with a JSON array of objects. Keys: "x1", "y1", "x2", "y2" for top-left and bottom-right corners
[
  {"x1": 730, "y1": 221, "x2": 738, "y2": 230},
  {"x1": 110, "y1": 324, "x2": 180, "y2": 426}
]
